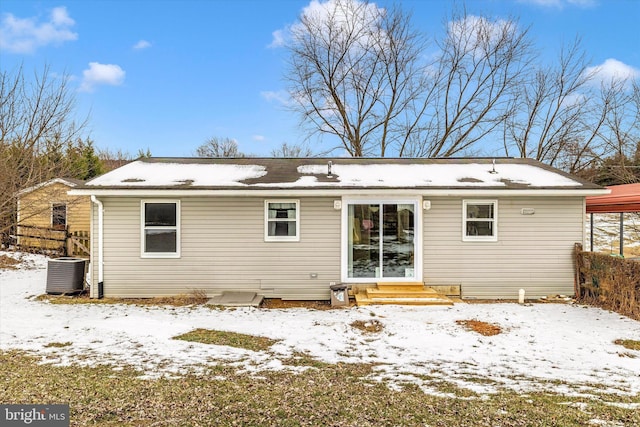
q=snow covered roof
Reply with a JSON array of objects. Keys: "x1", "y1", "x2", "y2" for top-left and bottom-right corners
[
  {"x1": 17, "y1": 177, "x2": 86, "y2": 196},
  {"x1": 75, "y1": 157, "x2": 605, "y2": 195}
]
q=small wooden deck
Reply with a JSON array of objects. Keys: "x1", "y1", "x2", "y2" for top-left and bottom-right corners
[{"x1": 354, "y1": 282, "x2": 454, "y2": 306}]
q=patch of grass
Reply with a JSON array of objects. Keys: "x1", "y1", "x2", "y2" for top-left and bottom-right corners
[
  {"x1": 44, "y1": 342, "x2": 72, "y2": 348},
  {"x1": 280, "y1": 351, "x2": 334, "y2": 369},
  {"x1": 173, "y1": 328, "x2": 279, "y2": 352},
  {"x1": 0, "y1": 254, "x2": 20, "y2": 269},
  {"x1": 615, "y1": 339, "x2": 640, "y2": 351},
  {"x1": 350, "y1": 319, "x2": 384, "y2": 334},
  {"x1": 456, "y1": 319, "x2": 502, "y2": 336},
  {"x1": 37, "y1": 289, "x2": 209, "y2": 307},
  {"x1": 1, "y1": 351, "x2": 638, "y2": 426}
]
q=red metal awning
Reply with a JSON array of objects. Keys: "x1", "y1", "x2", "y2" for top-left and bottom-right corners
[{"x1": 586, "y1": 183, "x2": 640, "y2": 213}]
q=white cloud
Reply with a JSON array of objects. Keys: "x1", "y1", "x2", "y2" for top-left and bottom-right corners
[
  {"x1": 252, "y1": 135, "x2": 266, "y2": 141},
  {"x1": 261, "y1": 90, "x2": 292, "y2": 106},
  {"x1": 269, "y1": 0, "x2": 385, "y2": 49},
  {"x1": 0, "y1": 6, "x2": 78, "y2": 53},
  {"x1": 268, "y1": 29, "x2": 285, "y2": 48},
  {"x1": 517, "y1": 0, "x2": 596, "y2": 8},
  {"x1": 133, "y1": 39, "x2": 151, "y2": 50},
  {"x1": 585, "y1": 59, "x2": 640, "y2": 86},
  {"x1": 51, "y1": 6, "x2": 75, "y2": 26},
  {"x1": 447, "y1": 15, "x2": 517, "y2": 59},
  {"x1": 80, "y1": 62, "x2": 126, "y2": 92},
  {"x1": 568, "y1": 0, "x2": 597, "y2": 6}
]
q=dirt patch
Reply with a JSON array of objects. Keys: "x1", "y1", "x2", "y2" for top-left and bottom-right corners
[
  {"x1": 350, "y1": 319, "x2": 384, "y2": 334},
  {"x1": 0, "y1": 254, "x2": 20, "y2": 269},
  {"x1": 456, "y1": 319, "x2": 502, "y2": 336},
  {"x1": 261, "y1": 299, "x2": 335, "y2": 310},
  {"x1": 37, "y1": 291, "x2": 209, "y2": 307},
  {"x1": 38, "y1": 294, "x2": 337, "y2": 309}
]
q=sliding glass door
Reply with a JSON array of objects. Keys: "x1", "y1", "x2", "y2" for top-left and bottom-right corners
[{"x1": 346, "y1": 201, "x2": 417, "y2": 280}]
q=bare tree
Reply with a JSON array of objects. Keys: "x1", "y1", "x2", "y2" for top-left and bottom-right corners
[
  {"x1": 194, "y1": 137, "x2": 244, "y2": 158},
  {"x1": 270, "y1": 142, "x2": 314, "y2": 157},
  {"x1": 502, "y1": 39, "x2": 598, "y2": 168},
  {"x1": 284, "y1": 1, "x2": 535, "y2": 158},
  {"x1": 404, "y1": 11, "x2": 534, "y2": 157},
  {"x1": 591, "y1": 79, "x2": 640, "y2": 183},
  {"x1": 284, "y1": 0, "x2": 428, "y2": 157},
  {"x1": 0, "y1": 64, "x2": 87, "y2": 240}
]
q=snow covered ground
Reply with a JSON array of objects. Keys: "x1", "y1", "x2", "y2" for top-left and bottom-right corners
[{"x1": 1, "y1": 252, "x2": 639, "y2": 397}]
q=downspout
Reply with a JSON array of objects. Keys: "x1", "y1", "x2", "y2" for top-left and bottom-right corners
[{"x1": 90, "y1": 196, "x2": 104, "y2": 298}]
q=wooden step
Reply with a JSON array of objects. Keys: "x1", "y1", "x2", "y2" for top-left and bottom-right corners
[
  {"x1": 355, "y1": 292, "x2": 453, "y2": 306},
  {"x1": 375, "y1": 282, "x2": 426, "y2": 290},
  {"x1": 355, "y1": 284, "x2": 454, "y2": 306},
  {"x1": 370, "y1": 285, "x2": 432, "y2": 293},
  {"x1": 366, "y1": 288, "x2": 440, "y2": 298}
]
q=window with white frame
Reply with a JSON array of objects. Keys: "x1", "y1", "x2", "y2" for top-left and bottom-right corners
[
  {"x1": 141, "y1": 200, "x2": 180, "y2": 257},
  {"x1": 265, "y1": 200, "x2": 299, "y2": 241},
  {"x1": 51, "y1": 203, "x2": 67, "y2": 230},
  {"x1": 463, "y1": 200, "x2": 497, "y2": 242}
]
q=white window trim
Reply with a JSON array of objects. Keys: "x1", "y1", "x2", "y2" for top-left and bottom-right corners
[
  {"x1": 340, "y1": 197, "x2": 422, "y2": 283},
  {"x1": 141, "y1": 199, "x2": 181, "y2": 258},
  {"x1": 462, "y1": 199, "x2": 498, "y2": 242},
  {"x1": 264, "y1": 199, "x2": 300, "y2": 242},
  {"x1": 51, "y1": 202, "x2": 67, "y2": 228}
]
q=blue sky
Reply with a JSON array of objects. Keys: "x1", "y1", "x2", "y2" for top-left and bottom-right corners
[{"x1": 1, "y1": 0, "x2": 639, "y2": 157}]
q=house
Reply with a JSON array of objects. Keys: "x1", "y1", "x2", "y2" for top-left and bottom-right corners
[
  {"x1": 69, "y1": 157, "x2": 607, "y2": 300},
  {"x1": 17, "y1": 178, "x2": 91, "y2": 255}
]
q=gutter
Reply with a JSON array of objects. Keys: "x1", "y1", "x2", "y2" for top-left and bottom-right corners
[
  {"x1": 69, "y1": 187, "x2": 610, "y2": 198},
  {"x1": 90, "y1": 195, "x2": 104, "y2": 298}
]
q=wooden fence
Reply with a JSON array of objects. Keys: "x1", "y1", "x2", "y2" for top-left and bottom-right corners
[
  {"x1": 574, "y1": 243, "x2": 640, "y2": 320},
  {"x1": 68, "y1": 231, "x2": 90, "y2": 257},
  {"x1": 16, "y1": 224, "x2": 90, "y2": 257}
]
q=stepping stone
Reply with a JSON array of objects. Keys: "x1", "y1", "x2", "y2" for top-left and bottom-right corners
[{"x1": 208, "y1": 292, "x2": 264, "y2": 307}]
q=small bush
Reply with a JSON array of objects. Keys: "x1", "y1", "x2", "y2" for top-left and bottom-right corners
[{"x1": 575, "y1": 245, "x2": 640, "y2": 320}]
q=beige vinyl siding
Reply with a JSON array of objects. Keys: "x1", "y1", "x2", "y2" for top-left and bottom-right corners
[
  {"x1": 423, "y1": 197, "x2": 583, "y2": 299},
  {"x1": 95, "y1": 196, "x2": 341, "y2": 299}
]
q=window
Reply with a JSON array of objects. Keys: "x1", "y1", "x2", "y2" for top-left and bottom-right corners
[
  {"x1": 463, "y1": 200, "x2": 497, "y2": 242},
  {"x1": 141, "y1": 200, "x2": 180, "y2": 257},
  {"x1": 265, "y1": 200, "x2": 299, "y2": 241},
  {"x1": 52, "y1": 203, "x2": 67, "y2": 230}
]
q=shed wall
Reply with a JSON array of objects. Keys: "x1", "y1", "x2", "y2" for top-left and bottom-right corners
[
  {"x1": 17, "y1": 182, "x2": 90, "y2": 250},
  {"x1": 422, "y1": 197, "x2": 583, "y2": 299}
]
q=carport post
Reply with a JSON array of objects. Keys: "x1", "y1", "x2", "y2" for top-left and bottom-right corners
[
  {"x1": 619, "y1": 212, "x2": 624, "y2": 256},
  {"x1": 590, "y1": 213, "x2": 594, "y2": 252}
]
